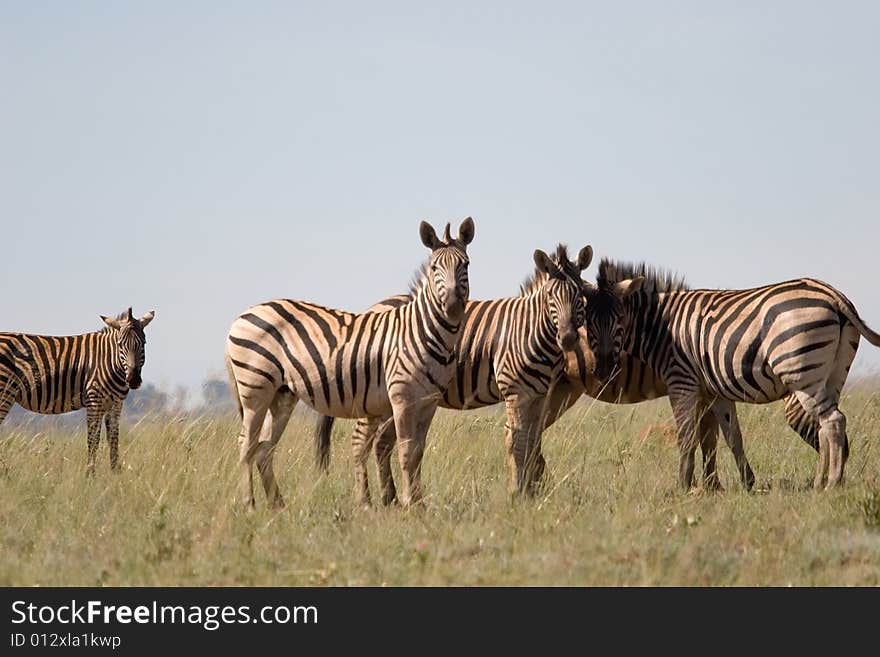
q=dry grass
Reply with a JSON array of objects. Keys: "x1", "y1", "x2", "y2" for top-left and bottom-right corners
[{"x1": 1, "y1": 387, "x2": 879, "y2": 586}]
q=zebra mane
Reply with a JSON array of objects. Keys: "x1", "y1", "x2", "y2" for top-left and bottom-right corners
[
  {"x1": 519, "y1": 244, "x2": 576, "y2": 296},
  {"x1": 407, "y1": 261, "x2": 430, "y2": 297},
  {"x1": 597, "y1": 258, "x2": 689, "y2": 293},
  {"x1": 519, "y1": 271, "x2": 547, "y2": 296}
]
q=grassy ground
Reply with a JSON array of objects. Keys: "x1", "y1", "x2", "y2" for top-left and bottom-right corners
[{"x1": 1, "y1": 388, "x2": 879, "y2": 586}]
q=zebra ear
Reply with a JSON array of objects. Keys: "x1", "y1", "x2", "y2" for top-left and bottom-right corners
[
  {"x1": 419, "y1": 221, "x2": 442, "y2": 250},
  {"x1": 534, "y1": 249, "x2": 562, "y2": 278},
  {"x1": 458, "y1": 217, "x2": 475, "y2": 246},
  {"x1": 139, "y1": 311, "x2": 155, "y2": 328},
  {"x1": 576, "y1": 245, "x2": 593, "y2": 271},
  {"x1": 614, "y1": 276, "x2": 645, "y2": 297},
  {"x1": 101, "y1": 315, "x2": 122, "y2": 330}
]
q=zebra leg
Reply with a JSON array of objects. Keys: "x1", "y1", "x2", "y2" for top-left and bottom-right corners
[
  {"x1": 503, "y1": 398, "x2": 525, "y2": 495},
  {"x1": 822, "y1": 408, "x2": 848, "y2": 489},
  {"x1": 391, "y1": 400, "x2": 436, "y2": 507},
  {"x1": 533, "y1": 379, "x2": 583, "y2": 488},
  {"x1": 237, "y1": 401, "x2": 271, "y2": 510},
  {"x1": 526, "y1": 426, "x2": 547, "y2": 496},
  {"x1": 85, "y1": 405, "x2": 104, "y2": 477},
  {"x1": 253, "y1": 387, "x2": 296, "y2": 509},
  {"x1": 351, "y1": 417, "x2": 382, "y2": 507},
  {"x1": 104, "y1": 399, "x2": 123, "y2": 472},
  {"x1": 697, "y1": 406, "x2": 723, "y2": 492},
  {"x1": 822, "y1": 324, "x2": 859, "y2": 481},
  {"x1": 503, "y1": 396, "x2": 544, "y2": 496},
  {"x1": 0, "y1": 393, "x2": 15, "y2": 427},
  {"x1": 783, "y1": 393, "x2": 856, "y2": 471},
  {"x1": 711, "y1": 400, "x2": 756, "y2": 491},
  {"x1": 0, "y1": 372, "x2": 19, "y2": 427},
  {"x1": 374, "y1": 416, "x2": 399, "y2": 507},
  {"x1": 668, "y1": 389, "x2": 702, "y2": 492},
  {"x1": 783, "y1": 393, "x2": 853, "y2": 462},
  {"x1": 784, "y1": 394, "x2": 819, "y2": 452},
  {"x1": 792, "y1": 387, "x2": 846, "y2": 490}
]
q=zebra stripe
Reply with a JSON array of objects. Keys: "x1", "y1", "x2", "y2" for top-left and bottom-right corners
[
  {"x1": 320, "y1": 280, "x2": 832, "y2": 496},
  {"x1": 584, "y1": 259, "x2": 880, "y2": 491},
  {"x1": 225, "y1": 218, "x2": 474, "y2": 509},
  {"x1": 555, "y1": 331, "x2": 828, "y2": 491},
  {"x1": 315, "y1": 243, "x2": 594, "y2": 503},
  {"x1": 0, "y1": 307, "x2": 155, "y2": 474}
]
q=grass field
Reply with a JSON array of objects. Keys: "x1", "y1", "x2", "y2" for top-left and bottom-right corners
[{"x1": 2, "y1": 387, "x2": 879, "y2": 586}]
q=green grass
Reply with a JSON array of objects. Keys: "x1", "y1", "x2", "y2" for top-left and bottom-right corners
[{"x1": 1, "y1": 388, "x2": 879, "y2": 586}]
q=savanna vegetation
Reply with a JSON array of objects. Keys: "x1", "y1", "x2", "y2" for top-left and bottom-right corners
[{"x1": 1, "y1": 381, "x2": 879, "y2": 586}]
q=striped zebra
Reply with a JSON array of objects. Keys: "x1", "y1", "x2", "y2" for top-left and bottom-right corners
[
  {"x1": 315, "y1": 243, "x2": 600, "y2": 504},
  {"x1": 0, "y1": 308, "x2": 155, "y2": 475},
  {"x1": 225, "y1": 218, "x2": 474, "y2": 509},
  {"x1": 582, "y1": 259, "x2": 880, "y2": 491},
  {"x1": 549, "y1": 332, "x2": 828, "y2": 492}
]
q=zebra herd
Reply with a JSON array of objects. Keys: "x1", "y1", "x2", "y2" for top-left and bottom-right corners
[{"x1": 1, "y1": 216, "x2": 879, "y2": 509}]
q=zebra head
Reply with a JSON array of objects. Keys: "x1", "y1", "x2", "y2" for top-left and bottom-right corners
[
  {"x1": 101, "y1": 308, "x2": 156, "y2": 389},
  {"x1": 583, "y1": 276, "x2": 644, "y2": 382},
  {"x1": 533, "y1": 244, "x2": 593, "y2": 352},
  {"x1": 419, "y1": 217, "x2": 475, "y2": 323}
]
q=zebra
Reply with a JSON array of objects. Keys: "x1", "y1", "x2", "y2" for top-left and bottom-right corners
[
  {"x1": 315, "y1": 243, "x2": 601, "y2": 504},
  {"x1": 0, "y1": 307, "x2": 156, "y2": 475},
  {"x1": 225, "y1": 218, "x2": 474, "y2": 509},
  {"x1": 548, "y1": 330, "x2": 829, "y2": 492},
  {"x1": 582, "y1": 259, "x2": 880, "y2": 491}
]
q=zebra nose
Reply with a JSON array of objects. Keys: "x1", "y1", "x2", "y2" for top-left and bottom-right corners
[
  {"x1": 127, "y1": 369, "x2": 142, "y2": 389},
  {"x1": 560, "y1": 331, "x2": 577, "y2": 351},
  {"x1": 445, "y1": 287, "x2": 464, "y2": 314},
  {"x1": 446, "y1": 297, "x2": 464, "y2": 321}
]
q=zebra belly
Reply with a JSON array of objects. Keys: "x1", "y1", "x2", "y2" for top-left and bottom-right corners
[
  {"x1": 15, "y1": 396, "x2": 85, "y2": 415},
  {"x1": 302, "y1": 389, "x2": 392, "y2": 420}
]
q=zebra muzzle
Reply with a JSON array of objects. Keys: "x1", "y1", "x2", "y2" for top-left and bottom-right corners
[
  {"x1": 445, "y1": 297, "x2": 465, "y2": 322},
  {"x1": 127, "y1": 370, "x2": 143, "y2": 389},
  {"x1": 560, "y1": 330, "x2": 578, "y2": 352}
]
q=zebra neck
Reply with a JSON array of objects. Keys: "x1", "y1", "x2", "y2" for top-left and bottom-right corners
[
  {"x1": 410, "y1": 286, "x2": 461, "y2": 361},
  {"x1": 625, "y1": 291, "x2": 676, "y2": 373},
  {"x1": 534, "y1": 294, "x2": 558, "y2": 344},
  {"x1": 98, "y1": 331, "x2": 129, "y2": 388}
]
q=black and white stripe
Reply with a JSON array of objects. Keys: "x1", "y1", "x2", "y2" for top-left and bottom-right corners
[
  {"x1": 316, "y1": 243, "x2": 594, "y2": 503},
  {"x1": 0, "y1": 307, "x2": 155, "y2": 474},
  {"x1": 554, "y1": 329, "x2": 829, "y2": 491},
  {"x1": 225, "y1": 218, "x2": 474, "y2": 508},
  {"x1": 584, "y1": 259, "x2": 880, "y2": 491}
]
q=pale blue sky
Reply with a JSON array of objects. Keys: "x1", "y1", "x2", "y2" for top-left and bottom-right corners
[{"x1": 2, "y1": 2, "x2": 879, "y2": 399}]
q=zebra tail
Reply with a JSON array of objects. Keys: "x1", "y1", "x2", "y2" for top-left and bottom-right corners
[
  {"x1": 833, "y1": 294, "x2": 880, "y2": 347},
  {"x1": 225, "y1": 354, "x2": 244, "y2": 420},
  {"x1": 315, "y1": 415, "x2": 334, "y2": 473}
]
